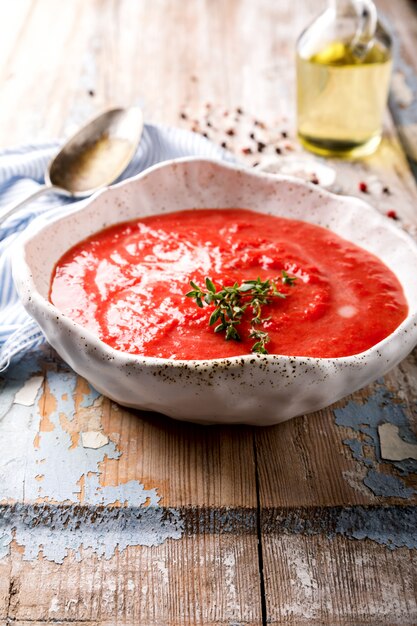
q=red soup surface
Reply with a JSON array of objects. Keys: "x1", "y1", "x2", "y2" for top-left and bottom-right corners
[{"x1": 50, "y1": 208, "x2": 408, "y2": 360}]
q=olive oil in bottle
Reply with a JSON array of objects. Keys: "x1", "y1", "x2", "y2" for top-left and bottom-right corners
[{"x1": 296, "y1": 1, "x2": 392, "y2": 158}]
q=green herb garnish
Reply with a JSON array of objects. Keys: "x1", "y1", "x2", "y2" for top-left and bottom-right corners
[{"x1": 186, "y1": 272, "x2": 296, "y2": 354}]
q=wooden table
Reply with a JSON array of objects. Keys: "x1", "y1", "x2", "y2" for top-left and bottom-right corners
[{"x1": 1, "y1": 1, "x2": 417, "y2": 624}]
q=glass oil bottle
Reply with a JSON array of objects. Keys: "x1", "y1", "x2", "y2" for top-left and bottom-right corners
[{"x1": 296, "y1": 0, "x2": 392, "y2": 158}]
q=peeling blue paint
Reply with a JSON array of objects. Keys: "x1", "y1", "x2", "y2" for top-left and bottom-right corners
[
  {"x1": 335, "y1": 383, "x2": 412, "y2": 451},
  {"x1": 342, "y1": 438, "x2": 373, "y2": 467},
  {"x1": 47, "y1": 368, "x2": 77, "y2": 420},
  {"x1": 394, "y1": 457, "x2": 417, "y2": 477},
  {"x1": 363, "y1": 469, "x2": 415, "y2": 499},
  {"x1": 0, "y1": 504, "x2": 183, "y2": 563},
  {"x1": 0, "y1": 351, "x2": 184, "y2": 562},
  {"x1": 27, "y1": 368, "x2": 122, "y2": 503},
  {"x1": 264, "y1": 505, "x2": 417, "y2": 550},
  {"x1": 80, "y1": 383, "x2": 101, "y2": 408},
  {"x1": 334, "y1": 381, "x2": 417, "y2": 498},
  {"x1": 336, "y1": 506, "x2": 417, "y2": 550},
  {"x1": 0, "y1": 352, "x2": 42, "y2": 422},
  {"x1": 83, "y1": 473, "x2": 159, "y2": 507}
]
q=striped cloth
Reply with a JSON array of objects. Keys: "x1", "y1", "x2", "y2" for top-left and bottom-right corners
[{"x1": 0, "y1": 124, "x2": 229, "y2": 371}]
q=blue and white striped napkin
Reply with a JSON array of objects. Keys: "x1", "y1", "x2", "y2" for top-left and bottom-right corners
[{"x1": 0, "y1": 124, "x2": 229, "y2": 371}]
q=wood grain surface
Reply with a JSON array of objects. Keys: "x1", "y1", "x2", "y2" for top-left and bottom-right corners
[{"x1": 1, "y1": 1, "x2": 417, "y2": 624}]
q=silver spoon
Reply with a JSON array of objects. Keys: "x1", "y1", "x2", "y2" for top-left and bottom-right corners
[{"x1": 0, "y1": 106, "x2": 144, "y2": 226}]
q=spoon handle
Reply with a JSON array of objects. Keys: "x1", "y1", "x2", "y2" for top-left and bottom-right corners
[{"x1": 0, "y1": 184, "x2": 61, "y2": 228}]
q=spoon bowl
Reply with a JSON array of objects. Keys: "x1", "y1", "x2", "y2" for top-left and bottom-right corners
[
  {"x1": 47, "y1": 107, "x2": 144, "y2": 196},
  {"x1": 0, "y1": 106, "x2": 144, "y2": 225}
]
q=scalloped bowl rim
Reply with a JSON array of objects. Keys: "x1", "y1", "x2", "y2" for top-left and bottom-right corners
[{"x1": 12, "y1": 156, "x2": 417, "y2": 368}]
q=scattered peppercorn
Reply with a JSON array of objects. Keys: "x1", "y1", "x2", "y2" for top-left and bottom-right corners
[
  {"x1": 386, "y1": 210, "x2": 399, "y2": 220},
  {"x1": 359, "y1": 181, "x2": 368, "y2": 193},
  {"x1": 382, "y1": 186, "x2": 391, "y2": 195},
  {"x1": 252, "y1": 161, "x2": 260, "y2": 167},
  {"x1": 178, "y1": 104, "x2": 296, "y2": 166},
  {"x1": 310, "y1": 175, "x2": 319, "y2": 185},
  {"x1": 88, "y1": 89, "x2": 95, "y2": 97}
]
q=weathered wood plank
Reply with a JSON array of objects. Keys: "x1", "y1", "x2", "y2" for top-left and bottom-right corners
[
  {"x1": 378, "y1": 0, "x2": 417, "y2": 172},
  {"x1": 0, "y1": 350, "x2": 261, "y2": 624},
  {"x1": 0, "y1": 0, "x2": 317, "y2": 147},
  {"x1": 256, "y1": 376, "x2": 417, "y2": 509},
  {"x1": 3, "y1": 351, "x2": 257, "y2": 510},
  {"x1": 262, "y1": 532, "x2": 417, "y2": 624},
  {"x1": 0, "y1": 1, "x2": 34, "y2": 77},
  {"x1": 100, "y1": 403, "x2": 257, "y2": 510},
  {"x1": 1, "y1": 532, "x2": 262, "y2": 625}
]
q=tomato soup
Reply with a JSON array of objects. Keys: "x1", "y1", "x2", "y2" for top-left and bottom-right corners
[{"x1": 50, "y1": 208, "x2": 408, "y2": 359}]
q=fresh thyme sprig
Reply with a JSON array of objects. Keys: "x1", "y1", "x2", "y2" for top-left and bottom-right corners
[{"x1": 185, "y1": 271, "x2": 296, "y2": 354}]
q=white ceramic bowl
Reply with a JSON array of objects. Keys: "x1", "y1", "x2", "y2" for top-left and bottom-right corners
[{"x1": 12, "y1": 158, "x2": 417, "y2": 425}]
